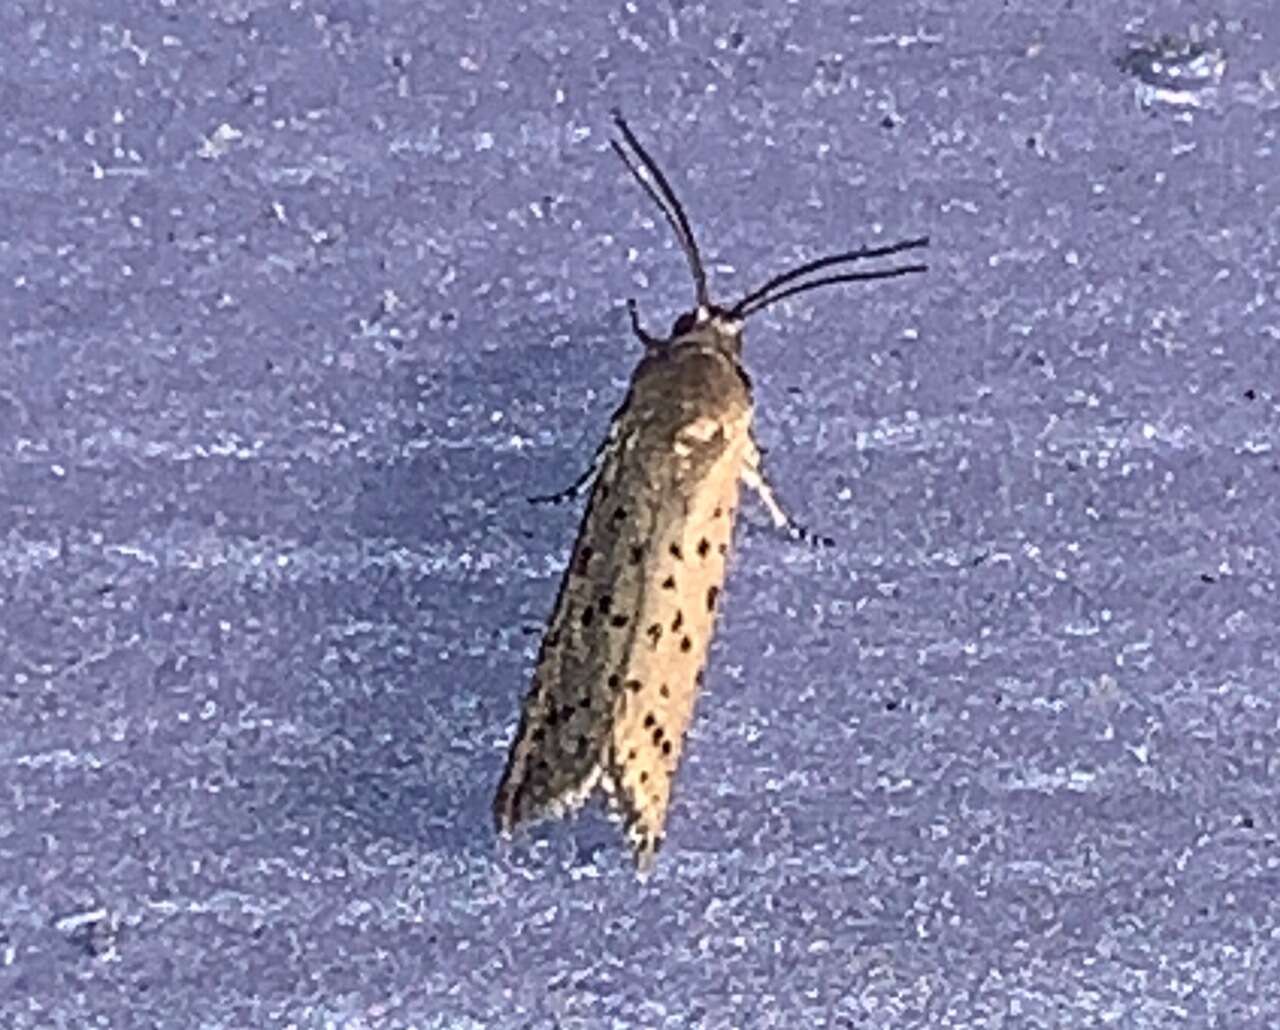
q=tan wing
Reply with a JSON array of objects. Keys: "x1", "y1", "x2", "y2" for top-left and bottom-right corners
[
  {"x1": 601, "y1": 415, "x2": 747, "y2": 871},
  {"x1": 494, "y1": 344, "x2": 752, "y2": 868},
  {"x1": 492, "y1": 422, "x2": 653, "y2": 833}
]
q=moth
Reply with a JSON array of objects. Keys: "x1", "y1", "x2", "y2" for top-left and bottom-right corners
[{"x1": 493, "y1": 113, "x2": 928, "y2": 873}]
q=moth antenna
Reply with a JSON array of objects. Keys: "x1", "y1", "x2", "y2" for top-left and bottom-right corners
[
  {"x1": 737, "y1": 262, "x2": 928, "y2": 319},
  {"x1": 610, "y1": 112, "x2": 710, "y2": 309},
  {"x1": 731, "y1": 236, "x2": 930, "y2": 317}
]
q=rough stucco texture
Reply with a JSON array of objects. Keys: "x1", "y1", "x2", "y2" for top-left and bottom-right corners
[{"x1": 1, "y1": 1, "x2": 1278, "y2": 1027}]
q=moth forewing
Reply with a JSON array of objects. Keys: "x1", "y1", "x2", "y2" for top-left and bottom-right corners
[
  {"x1": 600, "y1": 335, "x2": 753, "y2": 867},
  {"x1": 492, "y1": 113, "x2": 927, "y2": 872},
  {"x1": 491, "y1": 412, "x2": 647, "y2": 834}
]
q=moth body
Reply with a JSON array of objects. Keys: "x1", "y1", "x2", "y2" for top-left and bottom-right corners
[{"x1": 492, "y1": 115, "x2": 928, "y2": 872}]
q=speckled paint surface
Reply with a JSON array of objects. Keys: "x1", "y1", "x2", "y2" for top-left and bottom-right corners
[{"x1": 2, "y1": 1, "x2": 1277, "y2": 1026}]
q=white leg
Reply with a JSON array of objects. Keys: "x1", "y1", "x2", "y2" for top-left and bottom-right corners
[
  {"x1": 742, "y1": 440, "x2": 791, "y2": 530},
  {"x1": 742, "y1": 437, "x2": 832, "y2": 547}
]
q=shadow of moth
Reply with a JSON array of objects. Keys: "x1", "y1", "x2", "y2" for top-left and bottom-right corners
[{"x1": 493, "y1": 113, "x2": 928, "y2": 874}]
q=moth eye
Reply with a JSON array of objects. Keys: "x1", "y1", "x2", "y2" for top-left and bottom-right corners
[{"x1": 670, "y1": 311, "x2": 698, "y2": 337}]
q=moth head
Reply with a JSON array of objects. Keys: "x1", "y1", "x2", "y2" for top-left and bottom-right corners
[{"x1": 668, "y1": 304, "x2": 744, "y2": 356}]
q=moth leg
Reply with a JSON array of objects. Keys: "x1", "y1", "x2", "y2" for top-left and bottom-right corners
[
  {"x1": 528, "y1": 407, "x2": 627, "y2": 504},
  {"x1": 742, "y1": 438, "x2": 834, "y2": 548},
  {"x1": 627, "y1": 299, "x2": 661, "y2": 348},
  {"x1": 528, "y1": 462, "x2": 598, "y2": 505}
]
